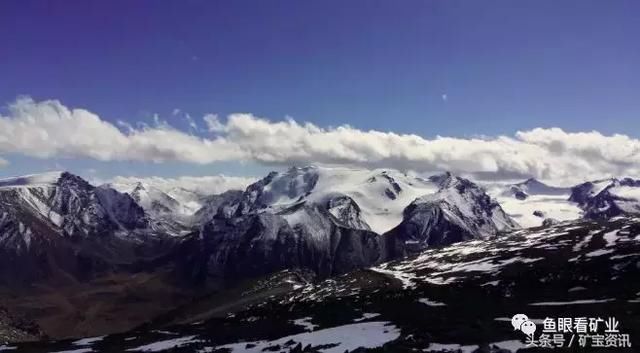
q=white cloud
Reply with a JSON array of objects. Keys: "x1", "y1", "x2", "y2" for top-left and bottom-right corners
[
  {"x1": 0, "y1": 97, "x2": 244, "y2": 163},
  {"x1": 110, "y1": 175, "x2": 255, "y2": 195},
  {"x1": 0, "y1": 157, "x2": 8, "y2": 168},
  {"x1": 184, "y1": 113, "x2": 199, "y2": 132},
  {"x1": 1, "y1": 97, "x2": 640, "y2": 183},
  {"x1": 203, "y1": 114, "x2": 226, "y2": 133}
]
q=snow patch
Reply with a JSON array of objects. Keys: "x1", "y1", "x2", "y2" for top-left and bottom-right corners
[
  {"x1": 213, "y1": 321, "x2": 400, "y2": 353},
  {"x1": 126, "y1": 336, "x2": 201, "y2": 352},
  {"x1": 369, "y1": 265, "x2": 418, "y2": 289},
  {"x1": 0, "y1": 171, "x2": 63, "y2": 188},
  {"x1": 609, "y1": 185, "x2": 640, "y2": 201},
  {"x1": 529, "y1": 298, "x2": 615, "y2": 306},
  {"x1": 603, "y1": 230, "x2": 619, "y2": 247},
  {"x1": 354, "y1": 312, "x2": 381, "y2": 322},
  {"x1": 424, "y1": 342, "x2": 477, "y2": 353},
  {"x1": 573, "y1": 231, "x2": 597, "y2": 252},
  {"x1": 585, "y1": 249, "x2": 615, "y2": 257},
  {"x1": 568, "y1": 286, "x2": 587, "y2": 292},
  {"x1": 418, "y1": 298, "x2": 447, "y2": 306},
  {"x1": 481, "y1": 280, "x2": 501, "y2": 287},
  {"x1": 292, "y1": 317, "x2": 318, "y2": 331},
  {"x1": 73, "y1": 336, "x2": 105, "y2": 346},
  {"x1": 426, "y1": 339, "x2": 527, "y2": 352}
]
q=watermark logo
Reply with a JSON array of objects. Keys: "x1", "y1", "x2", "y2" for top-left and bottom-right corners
[
  {"x1": 512, "y1": 314, "x2": 537, "y2": 339},
  {"x1": 510, "y1": 314, "x2": 632, "y2": 348},
  {"x1": 511, "y1": 314, "x2": 529, "y2": 331}
]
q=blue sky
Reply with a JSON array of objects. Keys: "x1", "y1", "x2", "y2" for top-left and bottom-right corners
[{"x1": 1, "y1": 0, "x2": 639, "y2": 182}]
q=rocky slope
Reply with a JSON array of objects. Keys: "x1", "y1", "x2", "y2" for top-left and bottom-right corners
[
  {"x1": 570, "y1": 178, "x2": 640, "y2": 219},
  {"x1": 174, "y1": 167, "x2": 517, "y2": 282},
  {"x1": 0, "y1": 308, "x2": 45, "y2": 344},
  {"x1": 385, "y1": 173, "x2": 518, "y2": 255},
  {"x1": 0, "y1": 172, "x2": 172, "y2": 286},
  {"x1": 108, "y1": 180, "x2": 247, "y2": 230},
  {"x1": 191, "y1": 190, "x2": 243, "y2": 226},
  {"x1": 12, "y1": 216, "x2": 639, "y2": 352}
]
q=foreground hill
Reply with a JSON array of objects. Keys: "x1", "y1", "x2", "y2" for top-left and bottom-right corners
[{"x1": 11, "y1": 216, "x2": 640, "y2": 352}]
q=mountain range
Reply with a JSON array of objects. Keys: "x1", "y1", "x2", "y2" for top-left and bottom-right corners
[{"x1": 0, "y1": 167, "x2": 639, "y2": 347}]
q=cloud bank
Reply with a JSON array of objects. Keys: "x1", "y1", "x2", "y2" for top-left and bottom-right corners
[{"x1": 1, "y1": 97, "x2": 639, "y2": 183}]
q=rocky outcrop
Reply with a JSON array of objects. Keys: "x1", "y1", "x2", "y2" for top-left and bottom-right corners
[{"x1": 385, "y1": 173, "x2": 519, "y2": 255}]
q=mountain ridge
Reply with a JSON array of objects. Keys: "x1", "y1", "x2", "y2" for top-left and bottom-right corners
[{"x1": 1, "y1": 167, "x2": 640, "y2": 343}]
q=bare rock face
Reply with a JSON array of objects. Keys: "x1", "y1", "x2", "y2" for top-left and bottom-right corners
[
  {"x1": 570, "y1": 178, "x2": 640, "y2": 219},
  {"x1": 324, "y1": 194, "x2": 371, "y2": 231},
  {"x1": 191, "y1": 190, "x2": 243, "y2": 226},
  {"x1": 385, "y1": 173, "x2": 519, "y2": 256},
  {"x1": 177, "y1": 202, "x2": 385, "y2": 283},
  {"x1": 0, "y1": 172, "x2": 170, "y2": 286},
  {"x1": 542, "y1": 217, "x2": 560, "y2": 227},
  {"x1": 0, "y1": 307, "x2": 45, "y2": 343}
]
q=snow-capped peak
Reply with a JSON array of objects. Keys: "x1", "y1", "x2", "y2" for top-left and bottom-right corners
[
  {"x1": 0, "y1": 171, "x2": 66, "y2": 188},
  {"x1": 569, "y1": 178, "x2": 618, "y2": 203},
  {"x1": 479, "y1": 178, "x2": 582, "y2": 228},
  {"x1": 520, "y1": 177, "x2": 561, "y2": 191},
  {"x1": 570, "y1": 177, "x2": 640, "y2": 219},
  {"x1": 503, "y1": 178, "x2": 570, "y2": 199},
  {"x1": 383, "y1": 174, "x2": 519, "y2": 253},
  {"x1": 0, "y1": 171, "x2": 151, "y2": 249},
  {"x1": 413, "y1": 174, "x2": 519, "y2": 232},
  {"x1": 426, "y1": 171, "x2": 455, "y2": 186},
  {"x1": 107, "y1": 181, "x2": 201, "y2": 219},
  {"x1": 234, "y1": 166, "x2": 441, "y2": 234}
]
